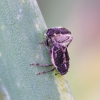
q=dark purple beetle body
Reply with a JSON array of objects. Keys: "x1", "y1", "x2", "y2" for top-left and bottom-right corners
[
  {"x1": 46, "y1": 27, "x2": 72, "y2": 75},
  {"x1": 30, "y1": 27, "x2": 73, "y2": 75}
]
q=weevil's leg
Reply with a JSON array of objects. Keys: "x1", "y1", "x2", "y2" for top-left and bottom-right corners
[
  {"x1": 45, "y1": 38, "x2": 51, "y2": 51},
  {"x1": 39, "y1": 41, "x2": 46, "y2": 44},
  {"x1": 30, "y1": 63, "x2": 53, "y2": 67},
  {"x1": 39, "y1": 36, "x2": 48, "y2": 45},
  {"x1": 37, "y1": 68, "x2": 56, "y2": 75},
  {"x1": 67, "y1": 37, "x2": 73, "y2": 47},
  {"x1": 39, "y1": 39, "x2": 50, "y2": 49}
]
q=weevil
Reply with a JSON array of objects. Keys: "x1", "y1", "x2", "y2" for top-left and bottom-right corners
[{"x1": 30, "y1": 27, "x2": 73, "y2": 75}]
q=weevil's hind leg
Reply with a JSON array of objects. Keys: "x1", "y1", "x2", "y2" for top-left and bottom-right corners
[
  {"x1": 37, "y1": 68, "x2": 56, "y2": 75},
  {"x1": 30, "y1": 63, "x2": 53, "y2": 67}
]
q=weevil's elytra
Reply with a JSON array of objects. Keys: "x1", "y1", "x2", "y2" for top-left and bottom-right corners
[
  {"x1": 51, "y1": 45, "x2": 69, "y2": 75},
  {"x1": 30, "y1": 27, "x2": 73, "y2": 75}
]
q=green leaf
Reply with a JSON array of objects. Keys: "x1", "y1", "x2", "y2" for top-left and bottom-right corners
[{"x1": 0, "y1": 0, "x2": 74, "y2": 100}]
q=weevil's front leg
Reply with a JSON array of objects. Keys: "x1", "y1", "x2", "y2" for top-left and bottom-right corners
[
  {"x1": 39, "y1": 41, "x2": 46, "y2": 44},
  {"x1": 39, "y1": 39, "x2": 51, "y2": 51},
  {"x1": 67, "y1": 37, "x2": 73, "y2": 47},
  {"x1": 30, "y1": 63, "x2": 53, "y2": 67},
  {"x1": 39, "y1": 38, "x2": 48, "y2": 45},
  {"x1": 37, "y1": 68, "x2": 56, "y2": 75}
]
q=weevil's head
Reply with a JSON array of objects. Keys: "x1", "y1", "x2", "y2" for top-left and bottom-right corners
[{"x1": 46, "y1": 27, "x2": 71, "y2": 37}]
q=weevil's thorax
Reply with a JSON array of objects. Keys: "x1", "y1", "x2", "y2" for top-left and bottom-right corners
[
  {"x1": 52, "y1": 33, "x2": 71, "y2": 47},
  {"x1": 46, "y1": 27, "x2": 71, "y2": 47}
]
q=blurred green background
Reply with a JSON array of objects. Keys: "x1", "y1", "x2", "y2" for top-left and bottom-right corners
[{"x1": 37, "y1": 0, "x2": 100, "y2": 100}]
